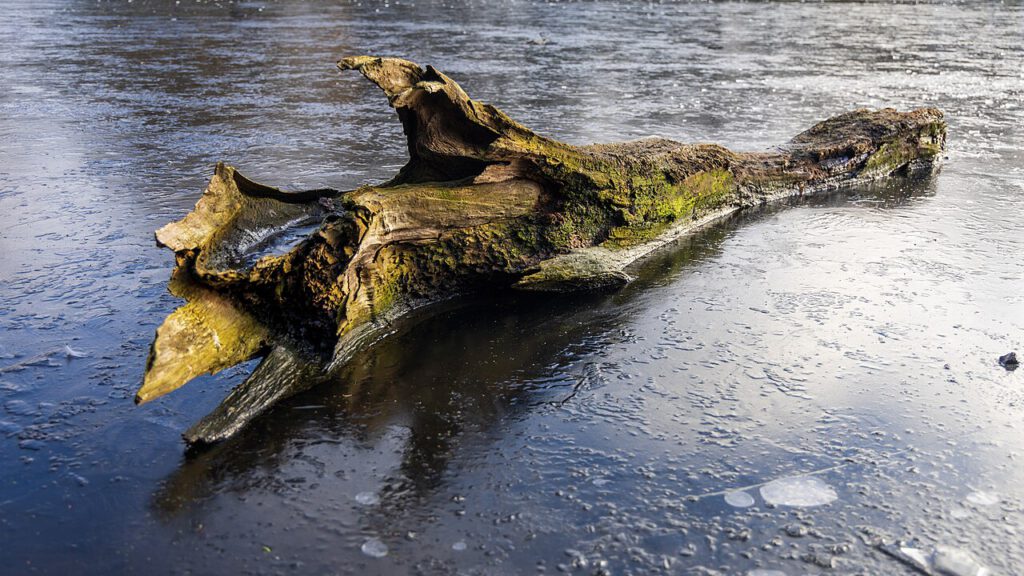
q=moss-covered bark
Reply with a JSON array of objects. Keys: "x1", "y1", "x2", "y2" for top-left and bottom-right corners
[{"x1": 138, "y1": 56, "x2": 946, "y2": 445}]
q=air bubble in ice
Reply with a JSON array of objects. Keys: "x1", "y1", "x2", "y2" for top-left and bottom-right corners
[
  {"x1": 361, "y1": 538, "x2": 388, "y2": 558},
  {"x1": 355, "y1": 491, "x2": 380, "y2": 506},
  {"x1": 949, "y1": 507, "x2": 971, "y2": 520},
  {"x1": 760, "y1": 476, "x2": 837, "y2": 507},
  {"x1": 724, "y1": 490, "x2": 755, "y2": 508}
]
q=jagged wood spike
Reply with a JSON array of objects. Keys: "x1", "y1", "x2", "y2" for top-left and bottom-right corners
[{"x1": 139, "y1": 55, "x2": 946, "y2": 445}]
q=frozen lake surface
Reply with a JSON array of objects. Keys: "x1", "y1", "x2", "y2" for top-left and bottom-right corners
[{"x1": 1, "y1": 1, "x2": 1022, "y2": 574}]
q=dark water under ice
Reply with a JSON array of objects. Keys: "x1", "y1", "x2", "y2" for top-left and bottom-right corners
[{"x1": 1, "y1": 1, "x2": 1023, "y2": 574}]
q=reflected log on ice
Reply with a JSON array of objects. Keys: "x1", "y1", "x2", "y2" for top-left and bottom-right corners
[{"x1": 136, "y1": 56, "x2": 947, "y2": 445}]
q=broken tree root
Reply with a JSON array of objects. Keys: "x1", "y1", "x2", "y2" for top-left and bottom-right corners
[{"x1": 136, "y1": 56, "x2": 946, "y2": 445}]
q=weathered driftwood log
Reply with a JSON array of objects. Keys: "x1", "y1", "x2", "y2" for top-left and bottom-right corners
[{"x1": 137, "y1": 56, "x2": 946, "y2": 445}]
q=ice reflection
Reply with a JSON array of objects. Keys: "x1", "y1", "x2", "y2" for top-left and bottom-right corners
[{"x1": 145, "y1": 175, "x2": 1022, "y2": 573}]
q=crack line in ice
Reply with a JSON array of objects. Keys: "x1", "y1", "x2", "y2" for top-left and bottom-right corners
[
  {"x1": 687, "y1": 446, "x2": 914, "y2": 501},
  {"x1": 694, "y1": 421, "x2": 1001, "y2": 503}
]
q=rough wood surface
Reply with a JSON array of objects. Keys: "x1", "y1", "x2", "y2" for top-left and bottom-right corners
[{"x1": 137, "y1": 56, "x2": 946, "y2": 445}]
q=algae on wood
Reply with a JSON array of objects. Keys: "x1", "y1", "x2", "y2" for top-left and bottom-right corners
[{"x1": 137, "y1": 56, "x2": 946, "y2": 445}]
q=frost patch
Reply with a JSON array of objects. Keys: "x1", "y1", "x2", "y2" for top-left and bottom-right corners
[{"x1": 965, "y1": 491, "x2": 999, "y2": 507}]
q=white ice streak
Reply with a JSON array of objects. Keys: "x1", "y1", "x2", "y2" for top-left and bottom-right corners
[{"x1": 64, "y1": 345, "x2": 88, "y2": 359}]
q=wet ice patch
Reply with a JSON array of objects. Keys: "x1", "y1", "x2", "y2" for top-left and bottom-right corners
[
  {"x1": 4, "y1": 400, "x2": 37, "y2": 417},
  {"x1": 760, "y1": 475, "x2": 837, "y2": 507},
  {"x1": 355, "y1": 491, "x2": 380, "y2": 506},
  {"x1": 361, "y1": 538, "x2": 388, "y2": 558},
  {"x1": 0, "y1": 420, "x2": 23, "y2": 436},
  {"x1": 965, "y1": 491, "x2": 999, "y2": 507},
  {"x1": 724, "y1": 490, "x2": 755, "y2": 508}
]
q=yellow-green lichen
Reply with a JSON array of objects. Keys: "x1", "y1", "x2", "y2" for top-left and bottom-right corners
[
  {"x1": 863, "y1": 140, "x2": 917, "y2": 175},
  {"x1": 602, "y1": 222, "x2": 672, "y2": 248},
  {"x1": 601, "y1": 169, "x2": 735, "y2": 248}
]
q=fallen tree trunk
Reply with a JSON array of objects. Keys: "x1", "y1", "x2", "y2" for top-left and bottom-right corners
[{"x1": 137, "y1": 56, "x2": 946, "y2": 445}]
